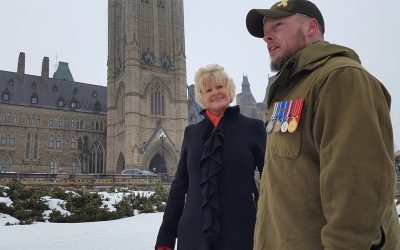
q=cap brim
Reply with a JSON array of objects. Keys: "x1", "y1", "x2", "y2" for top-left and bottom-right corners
[{"x1": 246, "y1": 9, "x2": 295, "y2": 38}]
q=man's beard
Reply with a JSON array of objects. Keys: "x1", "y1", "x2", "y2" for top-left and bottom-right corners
[
  {"x1": 270, "y1": 55, "x2": 291, "y2": 72},
  {"x1": 270, "y1": 30, "x2": 307, "y2": 72}
]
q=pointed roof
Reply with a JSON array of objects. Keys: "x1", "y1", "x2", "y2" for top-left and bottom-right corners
[
  {"x1": 53, "y1": 62, "x2": 74, "y2": 81},
  {"x1": 237, "y1": 75, "x2": 256, "y2": 104}
]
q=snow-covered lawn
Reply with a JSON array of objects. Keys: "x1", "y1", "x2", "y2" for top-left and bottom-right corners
[{"x1": 0, "y1": 212, "x2": 164, "y2": 250}]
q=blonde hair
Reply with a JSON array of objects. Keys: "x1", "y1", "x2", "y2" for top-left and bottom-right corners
[{"x1": 194, "y1": 64, "x2": 236, "y2": 108}]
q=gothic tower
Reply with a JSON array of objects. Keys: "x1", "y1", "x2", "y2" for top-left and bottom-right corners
[{"x1": 107, "y1": 0, "x2": 188, "y2": 175}]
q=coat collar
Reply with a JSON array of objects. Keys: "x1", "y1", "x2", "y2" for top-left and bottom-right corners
[
  {"x1": 199, "y1": 106, "x2": 240, "y2": 140},
  {"x1": 267, "y1": 41, "x2": 361, "y2": 106}
]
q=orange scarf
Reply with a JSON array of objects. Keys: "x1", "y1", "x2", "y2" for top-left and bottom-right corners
[{"x1": 205, "y1": 110, "x2": 222, "y2": 127}]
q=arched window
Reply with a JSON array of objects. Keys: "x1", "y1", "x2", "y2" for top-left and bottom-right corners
[
  {"x1": 55, "y1": 136, "x2": 62, "y2": 149},
  {"x1": 25, "y1": 133, "x2": 31, "y2": 159},
  {"x1": 100, "y1": 121, "x2": 104, "y2": 131},
  {"x1": 78, "y1": 137, "x2": 83, "y2": 150},
  {"x1": 31, "y1": 92, "x2": 38, "y2": 104},
  {"x1": 94, "y1": 100, "x2": 101, "y2": 111},
  {"x1": 2, "y1": 88, "x2": 10, "y2": 102},
  {"x1": 72, "y1": 160, "x2": 81, "y2": 174},
  {"x1": 96, "y1": 121, "x2": 99, "y2": 131},
  {"x1": 50, "y1": 158, "x2": 58, "y2": 174},
  {"x1": 48, "y1": 135, "x2": 54, "y2": 149},
  {"x1": 1, "y1": 133, "x2": 7, "y2": 146},
  {"x1": 33, "y1": 134, "x2": 39, "y2": 159},
  {"x1": 116, "y1": 86, "x2": 125, "y2": 123},
  {"x1": 9, "y1": 133, "x2": 15, "y2": 147},
  {"x1": 89, "y1": 143, "x2": 105, "y2": 174},
  {"x1": 1, "y1": 157, "x2": 11, "y2": 172},
  {"x1": 150, "y1": 84, "x2": 165, "y2": 116},
  {"x1": 71, "y1": 137, "x2": 77, "y2": 150}
]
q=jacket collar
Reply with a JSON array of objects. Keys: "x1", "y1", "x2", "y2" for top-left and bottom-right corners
[
  {"x1": 199, "y1": 106, "x2": 240, "y2": 140},
  {"x1": 267, "y1": 41, "x2": 361, "y2": 105}
]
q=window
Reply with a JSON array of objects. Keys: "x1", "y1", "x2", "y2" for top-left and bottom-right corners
[
  {"x1": 48, "y1": 135, "x2": 54, "y2": 149},
  {"x1": 31, "y1": 96, "x2": 38, "y2": 104},
  {"x1": 150, "y1": 84, "x2": 165, "y2": 116},
  {"x1": 71, "y1": 137, "x2": 77, "y2": 150},
  {"x1": 55, "y1": 136, "x2": 62, "y2": 149},
  {"x1": 25, "y1": 133, "x2": 31, "y2": 159},
  {"x1": 9, "y1": 133, "x2": 15, "y2": 147},
  {"x1": 12, "y1": 115, "x2": 17, "y2": 124},
  {"x1": 3, "y1": 93, "x2": 10, "y2": 101},
  {"x1": 50, "y1": 159, "x2": 58, "y2": 174},
  {"x1": 2, "y1": 88, "x2": 10, "y2": 102},
  {"x1": 59, "y1": 119, "x2": 63, "y2": 127},
  {"x1": 33, "y1": 134, "x2": 39, "y2": 159},
  {"x1": 49, "y1": 118, "x2": 53, "y2": 127},
  {"x1": 58, "y1": 100, "x2": 64, "y2": 107},
  {"x1": 89, "y1": 142, "x2": 105, "y2": 174},
  {"x1": 72, "y1": 161, "x2": 81, "y2": 174},
  {"x1": 1, "y1": 134, "x2": 7, "y2": 146},
  {"x1": 1, "y1": 158, "x2": 11, "y2": 172}
]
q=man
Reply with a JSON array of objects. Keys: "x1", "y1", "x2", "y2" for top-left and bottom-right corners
[{"x1": 246, "y1": 0, "x2": 400, "y2": 249}]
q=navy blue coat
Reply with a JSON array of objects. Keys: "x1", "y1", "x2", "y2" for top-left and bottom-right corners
[{"x1": 155, "y1": 106, "x2": 266, "y2": 250}]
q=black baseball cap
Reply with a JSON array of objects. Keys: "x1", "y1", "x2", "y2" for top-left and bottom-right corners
[{"x1": 246, "y1": 0, "x2": 325, "y2": 38}]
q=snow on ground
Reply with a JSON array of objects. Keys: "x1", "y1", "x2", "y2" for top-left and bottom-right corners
[{"x1": 0, "y1": 212, "x2": 164, "y2": 250}]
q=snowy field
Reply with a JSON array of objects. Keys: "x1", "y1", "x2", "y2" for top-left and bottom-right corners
[
  {"x1": 1, "y1": 185, "x2": 399, "y2": 250},
  {"x1": 0, "y1": 212, "x2": 164, "y2": 250}
]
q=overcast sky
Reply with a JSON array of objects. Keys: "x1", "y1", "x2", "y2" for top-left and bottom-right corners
[{"x1": 1, "y1": 0, "x2": 399, "y2": 147}]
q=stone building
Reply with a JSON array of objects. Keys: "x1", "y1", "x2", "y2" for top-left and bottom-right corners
[
  {"x1": 0, "y1": 53, "x2": 107, "y2": 174},
  {"x1": 236, "y1": 74, "x2": 272, "y2": 122},
  {"x1": 106, "y1": 0, "x2": 188, "y2": 175},
  {"x1": 0, "y1": 0, "x2": 281, "y2": 177}
]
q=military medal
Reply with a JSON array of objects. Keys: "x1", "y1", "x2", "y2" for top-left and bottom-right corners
[
  {"x1": 281, "y1": 100, "x2": 292, "y2": 133},
  {"x1": 288, "y1": 99, "x2": 304, "y2": 133},
  {"x1": 273, "y1": 101, "x2": 287, "y2": 132},
  {"x1": 265, "y1": 102, "x2": 279, "y2": 133}
]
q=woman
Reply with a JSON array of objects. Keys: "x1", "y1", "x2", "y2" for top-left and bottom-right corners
[{"x1": 155, "y1": 64, "x2": 266, "y2": 250}]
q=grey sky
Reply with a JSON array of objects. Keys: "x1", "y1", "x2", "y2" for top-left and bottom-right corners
[{"x1": 1, "y1": 0, "x2": 399, "y2": 147}]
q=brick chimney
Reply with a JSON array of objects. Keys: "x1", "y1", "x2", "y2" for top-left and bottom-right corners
[
  {"x1": 41, "y1": 56, "x2": 49, "y2": 82},
  {"x1": 17, "y1": 52, "x2": 25, "y2": 80}
]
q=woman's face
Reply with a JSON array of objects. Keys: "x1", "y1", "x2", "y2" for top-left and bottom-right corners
[{"x1": 200, "y1": 79, "x2": 231, "y2": 116}]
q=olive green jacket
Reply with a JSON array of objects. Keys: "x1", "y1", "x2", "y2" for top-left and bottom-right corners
[{"x1": 254, "y1": 41, "x2": 400, "y2": 250}]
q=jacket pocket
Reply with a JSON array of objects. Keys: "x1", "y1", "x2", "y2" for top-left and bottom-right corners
[{"x1": 269, "y1": 127, "x2": 302, "y2": 159}]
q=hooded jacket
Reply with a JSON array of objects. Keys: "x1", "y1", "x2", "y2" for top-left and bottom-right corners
[{"x1": 254, "y1": 41, "x2": 400, "y2": 250}]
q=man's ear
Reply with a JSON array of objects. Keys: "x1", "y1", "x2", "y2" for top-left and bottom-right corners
[{"x1": 307, "y1": 18, "x2": 319, "y2": 36}]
